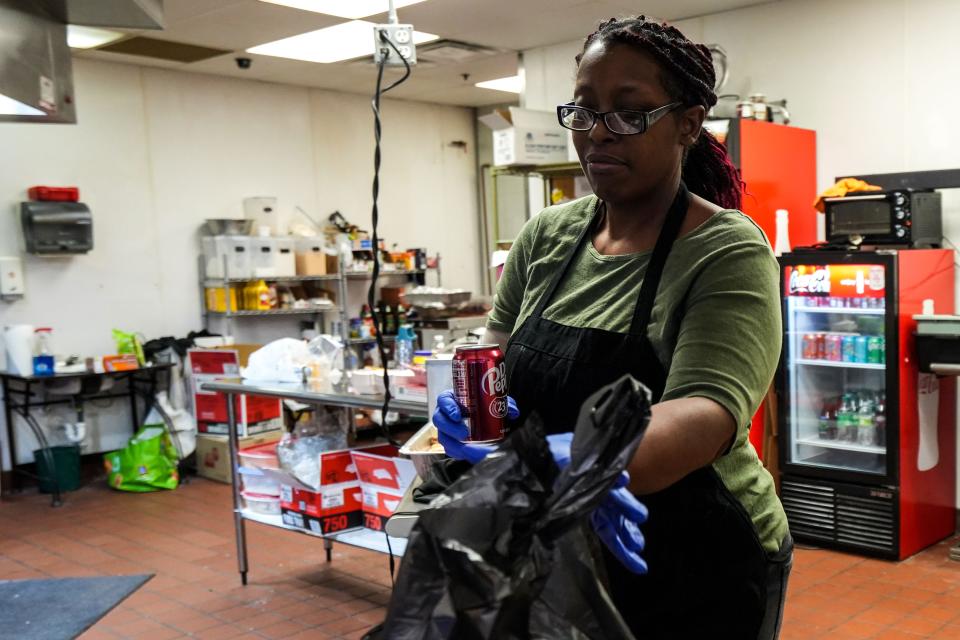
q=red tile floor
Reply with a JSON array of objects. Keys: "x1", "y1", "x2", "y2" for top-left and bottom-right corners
[{"x1": 1, "y1": 478, "x2": 959, "y2": 639}]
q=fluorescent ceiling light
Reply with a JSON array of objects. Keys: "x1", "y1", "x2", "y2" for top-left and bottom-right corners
[
  {"x1": 67, "y1": 25, "x2": 124, "y2": 49},
  {"x1": 0, "y1": 94, "x2": 45, "y2": 116},
  {"x1": 475, "y1": 75, "x2": 522, "y2": 93},
  {"x1": 247, "y1": 20, "x2": 438, "y2": 63},
  {"x1": 259, "y1": 0, "x2": 429, "y2": 19}
]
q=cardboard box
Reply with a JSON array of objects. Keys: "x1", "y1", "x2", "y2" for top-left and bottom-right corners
[
  {"x1": 295, "y1": 239, "x2": 339, "y2": 276},
  {"x1": 279, "y1": 482, "x2": 364, "y2": 536},
  {"x1": 351, "y1": 447, "x2": 415, "y2": 531},
  {"x1": 188, "y1": 348, "x2": 282, "y2": 437},
  {"x1": 351, "y1": 447, "x2": 416, "y2": 492},
  {"x1": 212, "y1": 344, "x2": 262, "y2": 369},
  {"x1": 188, "y1": 348, "x2": 241, "y2": 376},
  {"x1": 196, "y1": 431, "x2": 282, "y2": 484},
  {"x1": 193, "y1": 385, "x2": 283, "y2": 436},
  {"x1": 479, "y1": 107, "x2": 568, "y2": 166},
  {"x1": 360, "y1": 486, "x2": 406, "y2": 532},
  {"x1": 317, "y1": 443, "x2": 397, "y2": 486}
]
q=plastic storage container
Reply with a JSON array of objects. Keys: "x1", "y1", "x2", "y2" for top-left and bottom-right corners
[
  {"x1": 250, "y1": 237, "x2": 277, "y2": 278},
  {"x1": 273, "y1": 237, "x2": 296, "y2": 277},
  {"x1": 238, "y1": 441, "x2": 280, "y2": 469},
  {"x1": 241, "y1": 491, "x2": 281, "y2": 516},
  {"x1": 243, "y1": 197, "x2": 280, "y2": 235},
  {"x1": 239, "y1": 467, "x2": 281, "y2": 495},
  {"x1": 203, "y1": 236, "x2": 252, "y2": 279}
]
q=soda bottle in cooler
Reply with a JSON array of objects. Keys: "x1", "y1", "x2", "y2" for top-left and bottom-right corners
[
  {"x1": 875, "y1": 392, "x2": 887, "y2": 447},
  {"x1": 836, "y1": 394, "x2": 856, "y2": 442},
  {"x1": 856, "y1": 394, "x2": 877, "y2": 446},
  {"x1": 818, "y1": 399, "x2": 837, "y2": 440}
]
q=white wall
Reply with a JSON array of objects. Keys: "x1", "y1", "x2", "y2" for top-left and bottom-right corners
[
  {"x1": 0, "y1": 58, "x2": 479, "y2": 469},
  {"x1": 521, "y1": 0, "x2": 960, "y2": 506}
]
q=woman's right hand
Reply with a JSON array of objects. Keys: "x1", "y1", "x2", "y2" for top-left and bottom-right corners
[{"x1": 433, "y1": 390, "x2": 518, "y2": 464}]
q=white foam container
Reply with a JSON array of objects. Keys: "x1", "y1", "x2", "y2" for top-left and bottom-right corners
[
  {"x1": 242, "y1": 491, "x2": 281, "y2": 516},
  {"x1": 239, "y1": 467, "x2": 281, "y2": 496},
  {"x1": 238, "y1": 441, "x2": 280, "y2": 469}
]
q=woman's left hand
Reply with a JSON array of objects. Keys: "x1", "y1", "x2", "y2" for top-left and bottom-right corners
[{"x1": 548, "y1": 433, "x2": 648, "y2": 574}]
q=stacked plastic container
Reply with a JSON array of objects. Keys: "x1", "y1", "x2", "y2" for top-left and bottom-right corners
[{"x1": 239, "y1": 441, "x2": 281, "y2": 516}]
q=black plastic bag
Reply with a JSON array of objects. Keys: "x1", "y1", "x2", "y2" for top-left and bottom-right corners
[{"x1": 380, "y1": 374, "x2": 652, "y2": 640}]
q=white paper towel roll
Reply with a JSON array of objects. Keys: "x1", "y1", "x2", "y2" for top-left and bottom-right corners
[{"x1": 3, "y1": 325, "x2": 35, "y2": 375}]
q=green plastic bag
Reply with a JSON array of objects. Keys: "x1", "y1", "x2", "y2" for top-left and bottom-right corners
[
  {"x1": 103, "y1": 425, "x2": 179, "y2": 492},
  {"x1": 112, "y1": 329, "x2": 145, "y2": 366}
]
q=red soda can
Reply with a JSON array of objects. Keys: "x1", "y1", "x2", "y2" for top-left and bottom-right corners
[
  {"x1": 452, "y1": 345, "x2": 507, "y2": 442},
  {"x1": 815, "y1": 333, "x2": 826, "y2": 360},
  {"x1": 801, "y1": 334, "x2": 817, "y2": 360}
]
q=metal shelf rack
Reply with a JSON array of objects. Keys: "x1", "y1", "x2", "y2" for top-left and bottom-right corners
[
  {"x1": 199, "y1": 378, "x2": 425, "y2": 584},
  {"x1": 198, "y1": 250, "x2": 441, "y2": 352}
]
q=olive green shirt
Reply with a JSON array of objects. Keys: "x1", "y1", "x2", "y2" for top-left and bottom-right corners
[{"x1": 488, "y1": 195, "x2": 788, "y2": 553}]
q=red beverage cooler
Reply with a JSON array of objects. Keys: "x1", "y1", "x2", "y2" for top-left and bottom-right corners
[
  {"x1": 778, "y1": 249, "x2": 956, "y2": 559},
  {"x1": 706, "y1": 118, "x2": 819, "y2": 456}
]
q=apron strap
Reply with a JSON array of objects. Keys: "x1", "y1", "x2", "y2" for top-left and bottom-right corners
[
  {"x1": 530, "y1": 199, "x2": 604, "y2": 319},
  {"x1": 629, "y1": 183, "x2": 690, "y2": 335}
]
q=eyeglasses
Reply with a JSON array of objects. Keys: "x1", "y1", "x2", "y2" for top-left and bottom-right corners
[{"x1": 556, "y1": 101, "x2": 681, "y2": 135}]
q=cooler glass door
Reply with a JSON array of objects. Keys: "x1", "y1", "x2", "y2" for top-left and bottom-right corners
[{"x1": 781, "y1": 256, "x2": 896, "y2": 482}]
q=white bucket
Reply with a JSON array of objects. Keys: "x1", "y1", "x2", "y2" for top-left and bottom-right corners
[{"x1": 3, "y1": 325, "x2": 35, "y2": 375}]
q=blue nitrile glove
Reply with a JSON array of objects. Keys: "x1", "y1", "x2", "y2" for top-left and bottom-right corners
[
  {"x1": 434, "y1": 390, "x2": 519, "y2": 464},
  {"x1": 434, "y1": 395, "x2": 647, "y2": 574},
  {"x1": 548, "y1": 432, "x2": 648, "y2": 574}
]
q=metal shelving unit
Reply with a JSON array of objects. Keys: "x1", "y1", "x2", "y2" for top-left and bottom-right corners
[
  {"x1": 199, "y1": 379, "x2": 423, "y2": 584},
  {"x1": 199, "y1": 250, "x2": 441, "y2": 353},
  {"x1": 207, "y1": 307, "x2": 340, "y2": 317}
]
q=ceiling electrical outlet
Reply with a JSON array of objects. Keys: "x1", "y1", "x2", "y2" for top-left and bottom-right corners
[{"x1": 373, "y1": 24, "x2": 417, "y2": 67}]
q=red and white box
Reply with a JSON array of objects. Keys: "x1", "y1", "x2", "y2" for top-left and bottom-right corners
[
  {"x1": 351, "y1": 447, "x2": 416, "y2": 491},
  {"x1": 270, "y1": 443, "x2": 415, "y2": 534},
  {"x1": 317, "y1": 443, "x2": 398, "y2": 486},
  {"x1": 350, "y1": 448, "x2": 416, "y2": 530},
  {"x1": 188, "y1": 349, "x2": 282, "y2": 437},
  {"x1": 360, "y1": 486, "x2": 406, "y2": 531},
  {"x1": 279, "y1": 481, "x2": 364, "y2": 536}
]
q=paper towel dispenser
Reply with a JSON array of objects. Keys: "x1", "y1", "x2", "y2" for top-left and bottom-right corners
[{"x1": 20, "y1": 201, "x2": 93, "y2": 254}]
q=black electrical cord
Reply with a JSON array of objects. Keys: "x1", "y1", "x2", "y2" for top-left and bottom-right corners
[{"x1": 370, "y1": 32, "x2": 412, "y2": 447}]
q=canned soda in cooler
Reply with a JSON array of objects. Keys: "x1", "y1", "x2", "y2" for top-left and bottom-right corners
[
  {"x1": 826, "y1": 334, "x2": 843, "y2": 361},
  {"x1": 855, "y1": 336, "x2": 869, "y2": 363},
  {"x1": 452, "y1": 345, "x2": 508, "y2": 442},
  {"x1": 841, "y1": 336, "x2": 856, "y2": 362},
  {"x1": 867, "y1": 336, "x2": 883, "y2": 364},
  {"x1": 801, "y1": 334, "x2": 817, "y2": 360},
  {"x1": 815, "y1": 333, "x2": 826, "y2": 360}
]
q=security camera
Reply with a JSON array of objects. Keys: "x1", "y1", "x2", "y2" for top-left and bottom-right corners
[{"x1": 235, "y1": 57, "x2": 252, "y2": 70}]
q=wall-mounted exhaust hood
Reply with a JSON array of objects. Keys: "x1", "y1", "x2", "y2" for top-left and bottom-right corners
[{"x1": 0, "y1": 0, "x2": 163, "y2": 125}]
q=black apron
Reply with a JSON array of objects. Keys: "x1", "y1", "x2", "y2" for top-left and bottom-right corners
[{"x1": 505, "y1": 184, "x2": 791, "y2": 640}]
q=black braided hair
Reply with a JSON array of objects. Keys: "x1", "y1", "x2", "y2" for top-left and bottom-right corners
[{"x1": 577, "y1": 16, "x2": 744, "y2": 211}]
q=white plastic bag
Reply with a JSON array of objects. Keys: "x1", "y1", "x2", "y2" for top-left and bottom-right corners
[{"x1": 242, "y1": 338, "x2": 312, "y2": 383}]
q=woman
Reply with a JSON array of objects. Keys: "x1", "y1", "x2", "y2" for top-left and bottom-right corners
[{"x1": 436, "y1": 16, "x2": 790, "y2": 640}]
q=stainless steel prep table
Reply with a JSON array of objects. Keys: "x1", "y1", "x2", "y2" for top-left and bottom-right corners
[{"x1": 198, "y1": 379, "x2": 428, "y2": 585}]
